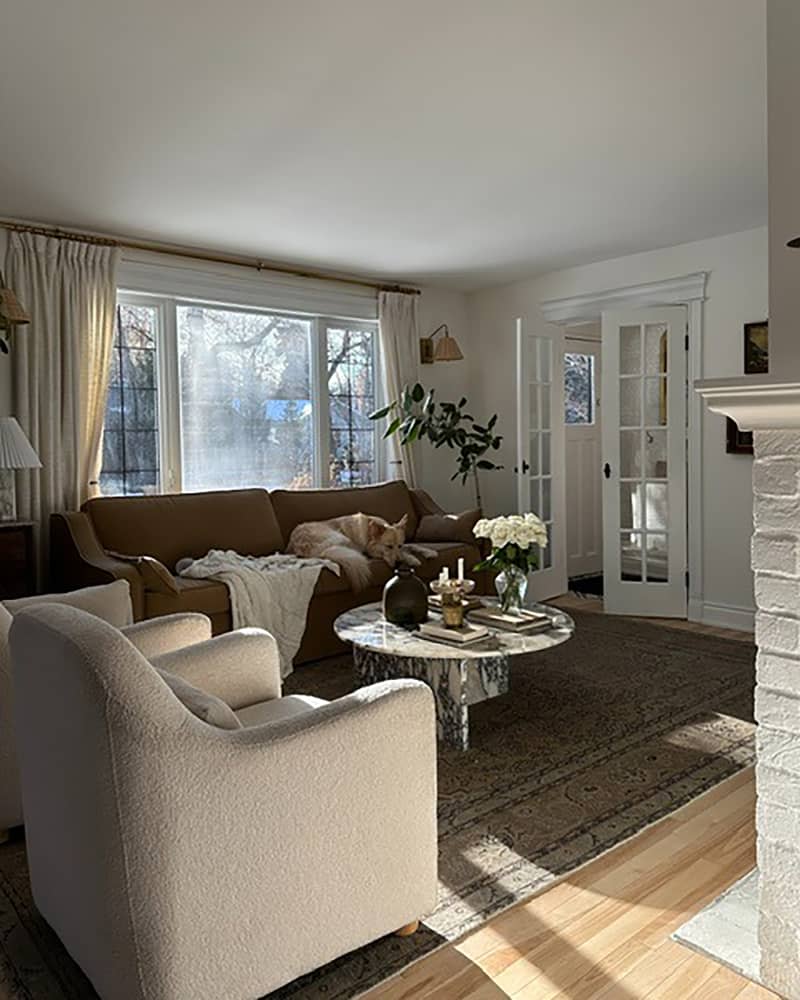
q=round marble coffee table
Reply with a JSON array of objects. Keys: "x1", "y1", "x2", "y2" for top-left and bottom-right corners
[{"x1": 334, "y1": 601, "x2": 575, "y2": 751}]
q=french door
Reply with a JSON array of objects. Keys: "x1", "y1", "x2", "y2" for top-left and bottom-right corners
[
  {"x1": 601, "y1": 308, "x2": 687, "y2": 617},
  {"x1": 516, "y1": 318, "x2": 566, "y2": 601}
]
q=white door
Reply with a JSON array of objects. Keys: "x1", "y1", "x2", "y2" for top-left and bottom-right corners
[
  {"x1": 564, "y1": 337, "x2": 602, "y2": 579},
  {"x1": 601, "y1": 308, "x2": 687, "y2": 617},
  {"x1": 516, "y1": 318, "x2": 567, "y2": 601}
]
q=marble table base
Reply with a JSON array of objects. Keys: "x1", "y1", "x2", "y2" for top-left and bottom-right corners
[{"x1": 353, "y1": 646, "x2": 509, "y2": 751}]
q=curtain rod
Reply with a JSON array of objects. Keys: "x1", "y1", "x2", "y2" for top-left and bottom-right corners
[{"x1": 0, "y1": 219, "x2": 422, "y2": 297}]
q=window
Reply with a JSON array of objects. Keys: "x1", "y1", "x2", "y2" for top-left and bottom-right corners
[
  {"x1": 99, "y1": 304, "x2": 160, "y2": 496},
  {"x1": 100, "y1": 295, "x2": 380, "y2": 495},
  {"x1": 564, "y1": 352, "x2": 595, "y2": 425}
]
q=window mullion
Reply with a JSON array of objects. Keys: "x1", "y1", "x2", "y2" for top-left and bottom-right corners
[
  {"x1": 312, "y1": 318, "x2": 331, "y2": 488},
  {"x1": 158, "y1": 299, "x2": 182, "y2": 492}
]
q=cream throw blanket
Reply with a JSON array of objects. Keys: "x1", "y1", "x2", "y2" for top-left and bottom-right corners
[{"x1": 180, "y1": 550, "x2": 339, "y2": 678}]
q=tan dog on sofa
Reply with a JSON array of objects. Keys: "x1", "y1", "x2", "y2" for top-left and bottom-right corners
[{"x1": 288, "y1": 513, "x2": 434, "y2": 590}]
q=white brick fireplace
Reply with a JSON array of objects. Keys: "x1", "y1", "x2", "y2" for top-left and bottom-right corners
[
  {"x1": 753, "y1": 429, "x2": 800, "y2": 997},
  {"x1": 683, "y1": 405, "x2": 800, "y2": 996}
]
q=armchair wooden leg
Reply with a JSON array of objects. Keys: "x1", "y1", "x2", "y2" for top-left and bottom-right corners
[{"x1": 395, "y1": 920, "x2": 419, "y2": 937}]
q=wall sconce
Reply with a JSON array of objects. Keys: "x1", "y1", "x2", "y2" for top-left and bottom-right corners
[
  {"x1": 0, "y1": 272, "x2": 31, "y2": 354},
  {"x1": 420, "y1": 324, "x2": 464, "y2": 365}
]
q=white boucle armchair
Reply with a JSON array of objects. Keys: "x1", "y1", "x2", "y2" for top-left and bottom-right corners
[{"x1": 9, "y1": 604, "x2": 438, "y2": 1000}]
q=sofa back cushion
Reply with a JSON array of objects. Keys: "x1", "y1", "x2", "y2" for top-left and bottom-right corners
[
  {"x1": 83, "y1": 490, "x2": 284, "y2": 570},
  {"x1": 270, "y1": 480, "x2": 418, "y2": 541}
]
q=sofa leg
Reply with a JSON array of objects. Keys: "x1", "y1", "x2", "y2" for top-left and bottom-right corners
[{"x1": 395, "y1": 920, "x2": 419, "y2": 937}]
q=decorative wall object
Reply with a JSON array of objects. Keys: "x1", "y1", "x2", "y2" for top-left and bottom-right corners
[
  {"x1": 744, "y1": 320, "x2": 768, "y2": 375},
  {"x1": 724, "y1": 320, "x2": 769, "y2": 455}
]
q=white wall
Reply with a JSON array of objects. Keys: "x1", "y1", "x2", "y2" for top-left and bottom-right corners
[
  {"x1": 414, "y1": 285, "x2": 477, "y2": 511},
  {"x1": 466, "y1": 227, "x2": 768, "y2": 625},
  {"x1": 768, "y1": 0, "x2": 800, "y2": 380}
]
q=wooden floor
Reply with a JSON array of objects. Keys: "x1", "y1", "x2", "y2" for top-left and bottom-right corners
[
  {"x1": 366, "y1": 607, "x2": 765, "y2": 1000},
  {"x1": 552, "y1": 593, "x2": 755, "y2": 644},
  {"x1": 367, "y1": 770, "x2": 773, "y2": 999}
]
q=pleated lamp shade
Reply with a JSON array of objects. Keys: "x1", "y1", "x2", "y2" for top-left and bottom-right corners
[
  {"x1": 0, "y1": 285, "x2": 30, "y2": 327},
  {"x1": 0, "y1": 418, "x2": 41, "y2": 470},
  {"x1": 433, "y1": 330, "x2": 464, "y2": 361}
]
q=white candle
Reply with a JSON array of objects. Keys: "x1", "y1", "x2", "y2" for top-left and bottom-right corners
[
  {"x1": 442, "y1": 566, "x2": 450, "y2": 582},
  {"x1": 457, "y1": 558, "x2": 465, "y2": 582}
]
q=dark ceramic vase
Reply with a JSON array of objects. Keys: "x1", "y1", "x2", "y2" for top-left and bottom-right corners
[{"x1": 382, "y1": 564, "x2": 428, "y2": 626}]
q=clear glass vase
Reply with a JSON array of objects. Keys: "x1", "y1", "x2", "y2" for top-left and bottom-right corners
[{"x1": 494, "y1": 565, "x2": 528, "y2": 614}]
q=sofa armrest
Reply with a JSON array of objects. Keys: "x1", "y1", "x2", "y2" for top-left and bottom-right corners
[
  {"x1": 122, "y1": 613, "x2": 212, "y2": 659},
  {"x1": 409, "y1": 487, "x2": 446, "y2": 519},
  {"x1": 150, "y1": 628, "x2": 281, "y2": 710},
  {"x1": 50, "y1": 512, "x2": 145, "y2": 619}
]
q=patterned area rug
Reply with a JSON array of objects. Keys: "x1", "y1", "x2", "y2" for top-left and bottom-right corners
[{"x1": 0, "y1": 610, "x2": 755, "y2": 999}]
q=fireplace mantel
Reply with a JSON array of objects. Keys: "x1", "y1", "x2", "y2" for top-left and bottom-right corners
[{"x1": 695, "y1": 377, "x2": 800, "y2": 429}]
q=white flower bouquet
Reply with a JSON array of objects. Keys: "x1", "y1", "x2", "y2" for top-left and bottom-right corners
[{"x1": 473, "y1": 513, "x2": 548, "y2": 612}]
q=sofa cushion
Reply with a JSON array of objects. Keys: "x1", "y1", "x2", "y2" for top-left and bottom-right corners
[
  {"x1": 416, "y1": 510, "x2": 481, "y2": 544},
  {"x1": 270, "y1": 480, "x2": 418, "y2": 542},
  {"x1": 235, "y1": 694, "x2": 327, "y2": 727},
  {"x1": 145, "y1": 577, "x2": 230, "y2": 619},
  {"x1": 156, "y1": 668, "x2": 242, "y2": 730},
  {"x1": 83, "y1": 489, "x2": 284, "y2": 570}
]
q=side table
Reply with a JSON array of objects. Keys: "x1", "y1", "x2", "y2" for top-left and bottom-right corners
[{"x1": 0, "y1": 522, "x2": 35, "y2": 599}]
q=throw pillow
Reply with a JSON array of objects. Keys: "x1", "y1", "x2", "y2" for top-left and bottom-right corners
[
  {"x1": 415, "y1": 509, "x2": 482, "y2": 544},
  {"x1": 107, "y1": 552, "x2": 179, "y2": 596},
  {"x1": 156, "y1": 668, "x2": 242, "y2": 730}
]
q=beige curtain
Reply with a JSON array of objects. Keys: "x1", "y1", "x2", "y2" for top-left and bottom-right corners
[
  {"x1": 378, "y1": 290, "x2": 419, "y2": 487},
  {"x1": 7, "y1": 232, "x2": 120, "y2": 576}
]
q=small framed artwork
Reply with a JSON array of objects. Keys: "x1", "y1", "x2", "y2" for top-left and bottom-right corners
[
  {"x1": 744, "y1": 320, "x2": 768, "y2": 375},
  {"x1": 726, "y1": 418, "x2": 753, "y2": 455}
]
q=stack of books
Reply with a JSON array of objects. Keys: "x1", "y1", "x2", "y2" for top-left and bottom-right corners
[
  {"x1": 468, "y1": 606, "x2": 553, "y2": 633},
  {"x1": 418, "y1": 620, "x2": 490, "y2": 645}
]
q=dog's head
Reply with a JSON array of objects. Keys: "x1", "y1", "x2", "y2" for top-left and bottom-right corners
[{"x1": 366, "y1": 515, "x2": 408, "y2": 566}]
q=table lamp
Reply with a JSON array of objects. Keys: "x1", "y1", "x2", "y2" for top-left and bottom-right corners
[{"x1": 0, "y1": 418, "x2": 41, "y2": 521}]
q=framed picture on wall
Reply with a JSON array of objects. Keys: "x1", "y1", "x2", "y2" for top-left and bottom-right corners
[
  {"x1": 725, "y1": 320, "x2": 768, "y2": 455},
  {"x1": 744, "y1": 320, "x2": 769, "y2": 375}
]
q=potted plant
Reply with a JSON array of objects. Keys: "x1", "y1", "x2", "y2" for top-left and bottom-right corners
[{"x1": 369, "y1": 383, "x2": 502, "y2": 509}]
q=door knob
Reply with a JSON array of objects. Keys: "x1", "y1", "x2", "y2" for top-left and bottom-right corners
[
  {"x1": 522, "y1": 459, "x2": 530, "y2": 474},
  {"x1": 603, "y1": 462, "x2": 611, "y2": 479}
]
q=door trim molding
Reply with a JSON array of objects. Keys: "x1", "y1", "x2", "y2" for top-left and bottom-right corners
[
  {"x1": 540, "y1": 272, "x2": 708, "y2": 622},
  {"x1": 541, "y1": 272, "x2": 708, "y2": 325}
]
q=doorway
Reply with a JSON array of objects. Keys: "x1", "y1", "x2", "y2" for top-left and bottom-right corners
[{"x1": 564, "y1": 326, "x2": 603, "y2": 594}]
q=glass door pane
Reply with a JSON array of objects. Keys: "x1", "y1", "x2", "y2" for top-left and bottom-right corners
[{"x1": 527, "y1": 335, "x2": 554, "y2": 569}]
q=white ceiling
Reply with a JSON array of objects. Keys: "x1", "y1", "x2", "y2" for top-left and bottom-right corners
[{"x1": 1, "y1": 0, "x2": 767, "y2": 291}]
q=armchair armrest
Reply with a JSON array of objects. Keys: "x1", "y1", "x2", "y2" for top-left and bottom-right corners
[
  {"x1": 122, "y1": 613, "x2": 212, "y2": 659},
  {"x1": 50, "y1": 512, "x2": 145, "y2": 619},
  {"x1": 150, "y1": 628, "x2": 281, "y2": 709}
]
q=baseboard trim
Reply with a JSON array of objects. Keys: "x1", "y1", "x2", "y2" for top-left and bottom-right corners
[{"x1": 699, "y1": 601, "x2": 755, "y2": 633}]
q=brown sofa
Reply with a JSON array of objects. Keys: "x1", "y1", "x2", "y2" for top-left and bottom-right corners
[{"x1": 50, "y1": 481, "x2": 488, "y2": 664}]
